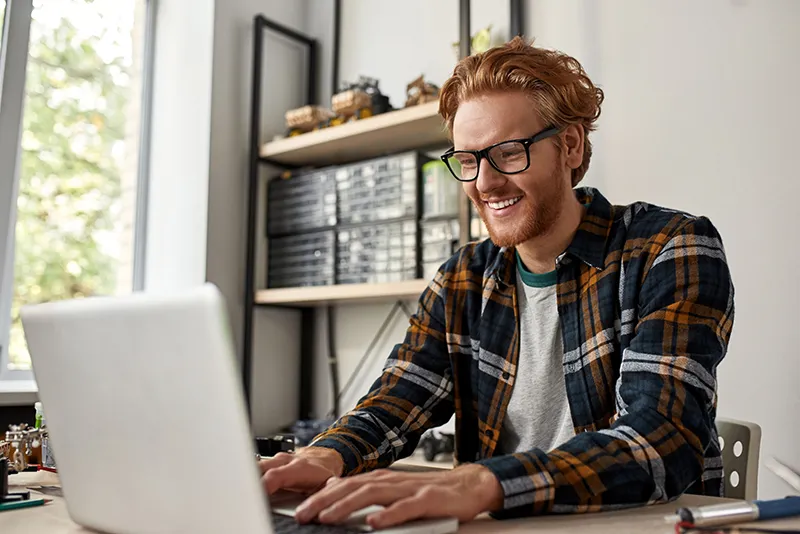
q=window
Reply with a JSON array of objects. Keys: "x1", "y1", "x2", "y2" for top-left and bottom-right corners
[
  {"x1": 0, "y1": 0, "x2": 152, "y2": 379},
  {"x1": 1, "y1": 1, "x2": 6, "y2": 43}
]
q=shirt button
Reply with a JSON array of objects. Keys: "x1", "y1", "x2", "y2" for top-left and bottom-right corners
[
  {"x1": 502, "y1": 372, "x2": 510, "y2": 380},
  {"x1": 485, "y1": 429, "x2": 494, "y2": 438}
]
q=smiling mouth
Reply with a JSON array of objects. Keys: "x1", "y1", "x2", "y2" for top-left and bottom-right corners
[{"x1": 485, "y1": 196, "x2": 522, "y2": 210}]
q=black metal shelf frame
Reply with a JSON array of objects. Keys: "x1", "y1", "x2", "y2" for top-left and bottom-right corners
[{"x1": 242, "y1": 1, "x2": 526, "y2": 425}]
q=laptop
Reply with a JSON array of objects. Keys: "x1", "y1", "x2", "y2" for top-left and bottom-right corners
[{"x1": 20, "y1": 283, "x2": 458, "y2": 534}]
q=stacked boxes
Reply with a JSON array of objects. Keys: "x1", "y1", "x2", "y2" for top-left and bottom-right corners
[
  {"x1": 337, "y1": 219, "x2": 417, "y2": 284},
  {"x1": 336, "y1": 152, "x2": 419, "y2": 225},
  {"x1": 420, "y1": 160, "x2": 461, "y2": 280},
  {"x1": 334, "y1": 151, "x2": 424, "y2": 284},
  {"x1": 420, "y1": 219, "x2": 460, "y2": 280},
  {"x1": 266, "y1": 151, "x2": 427, "y2": 288},
  {"x1": 267, "y1": 230, "x2": 335, "y2": 288},
  {"x1": 267, "y1": 169, "x2": 337, "y2": 235}
]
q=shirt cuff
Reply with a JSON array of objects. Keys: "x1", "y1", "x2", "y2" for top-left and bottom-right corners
[
  {"x1": 475, "y1": 451, "x2": 554, "y2": 517},
  {"x1": 307, "y1": 436, "x2": 365, "y2": 476}
]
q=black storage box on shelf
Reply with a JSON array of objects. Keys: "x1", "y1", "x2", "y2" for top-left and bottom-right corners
[
  {"x1": 266, "y1": 168, "x2": 337, "y2": 236},
  {"x1": 337, "y1": 218, "x2": 418, "y2": 285},
  {"x1": 267, "y1": 230, "x2": 335, "y2": 288},
  {"x1": 265, "y1": 150, "x2": 431, "y2": 289},
  {"x1": 421, "y1": 218, "x2": 460, "y2": 280},
  {"x1": 335, "y1": 151, "x2": 428, "y2": 225}
]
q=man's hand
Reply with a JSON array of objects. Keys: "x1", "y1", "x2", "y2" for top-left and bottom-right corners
[
  {"x1": 259, "y1": 448, "x2": 344, "y2": 496},
  {"x1": 294, "y1": 463, "x2": 504, "y2": 529}
]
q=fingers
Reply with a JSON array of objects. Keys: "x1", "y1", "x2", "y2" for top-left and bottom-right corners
[
  {"x1": 260, "y1": 453, "x2": 334, "y2": 495},
  {"x1": 367, "y1": 493, "x2": 430, "y2": 530},
  {"x1": 367, "y1": 487, "x2": 453, "y2": 530},
  {"x1": 258, "y1": 452, "x2": 293, "y2": 474},
  {"x1": 316, "y1": 482, "x2": 419, "y2": 524},
  {"x1": 296, "y1": 476, "x2": 417, "y2": 524},
  {"x1": 294, "y1": 470, "x2": 464, "y2": 526}
]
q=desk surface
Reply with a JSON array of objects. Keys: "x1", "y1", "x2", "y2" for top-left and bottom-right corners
[{"x1": 3, "y1": 471, "x2": 800, "y2": 533}]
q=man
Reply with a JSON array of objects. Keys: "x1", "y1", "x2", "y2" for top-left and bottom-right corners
[{"x1": 260, "y1": 37, "x2": 734, "y2": 529}]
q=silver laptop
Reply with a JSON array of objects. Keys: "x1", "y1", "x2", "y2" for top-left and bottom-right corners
[{"x1": 20, "y1": 283, "x2": 458, "y2": 534}]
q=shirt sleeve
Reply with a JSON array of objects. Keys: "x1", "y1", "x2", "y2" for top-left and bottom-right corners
[
  {"x1": 476, "y1": 215, "x2": 734, "y2": 517},
  {"x1": 308, "y1": 272, "x2": 456, "y2": 475}
]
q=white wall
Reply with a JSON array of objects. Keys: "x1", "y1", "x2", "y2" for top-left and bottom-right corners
[
  {"x1": 144, "y1": 0, "x2": 216, "y2": 292},
  {"x1": 304, "y1": 0, "x2": 800, "y2": 500}
]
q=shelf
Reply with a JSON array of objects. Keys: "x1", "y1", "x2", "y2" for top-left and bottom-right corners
[
  {"x1": 259, "y1": 101, "x2": 450, "y2": 167},
  {"x1": 255, "y1": 279, "x2": 429, "y2": 307}
]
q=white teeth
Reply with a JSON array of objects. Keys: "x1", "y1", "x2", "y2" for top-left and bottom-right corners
[{"x1": 487, "y1": 197, "x2": 522, "y2": 210}]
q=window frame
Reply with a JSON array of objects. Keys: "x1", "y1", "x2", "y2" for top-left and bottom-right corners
[{"x1": 0, "y1": 0, "x2": 156, "y2": 384}]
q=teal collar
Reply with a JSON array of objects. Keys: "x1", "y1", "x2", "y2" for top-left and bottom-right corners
[{"x1": 515, "y1": 252, "x2": 557, "y2": 287}]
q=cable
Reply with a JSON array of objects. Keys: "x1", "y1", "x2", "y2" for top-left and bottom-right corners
[
  {"x1": 327, "y1": 306, "x2": 340, "y2": 418},
  {"x1": 399, "y1": 301, "x2": 415, "y2": 320}
]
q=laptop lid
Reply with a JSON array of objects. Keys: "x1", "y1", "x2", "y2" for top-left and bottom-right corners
[{"x1": 20, "y1": 284, "x2": 273, "y2": 534}]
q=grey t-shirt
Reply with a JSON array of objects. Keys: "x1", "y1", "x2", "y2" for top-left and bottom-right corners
[{"x1": 496, "y1": 254, "x2": 575, "y2": 455}]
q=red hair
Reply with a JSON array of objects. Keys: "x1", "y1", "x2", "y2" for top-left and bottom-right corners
[{"x1": 439, "y1": 36, "x2": 604, "y2": 186}]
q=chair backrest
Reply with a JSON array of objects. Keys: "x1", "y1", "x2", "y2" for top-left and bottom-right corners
[{"x1": 717, "y1": 418, "x2": 761, "y2": 500}]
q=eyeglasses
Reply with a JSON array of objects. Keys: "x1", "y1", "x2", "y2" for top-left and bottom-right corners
[{"x1": 440, "y1": 126, "x2": 561, "y2": 182}]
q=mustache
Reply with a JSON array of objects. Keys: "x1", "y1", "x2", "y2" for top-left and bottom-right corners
[{"x1": 476, "y1": 192, "x2": 524, "y2": 202}]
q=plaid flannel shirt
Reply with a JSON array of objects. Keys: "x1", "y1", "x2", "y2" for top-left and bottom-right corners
[{"x1": 311, "y1": 187, "x2": 734, "y2": 517}]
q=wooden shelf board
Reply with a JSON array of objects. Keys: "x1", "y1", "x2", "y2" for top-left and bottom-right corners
[
  {"x1": 255, "y1": 279, "x2": 429, "y2": 307},
  {"x1": 259, "y1": 101, "x2": 450, "y2": 167}
]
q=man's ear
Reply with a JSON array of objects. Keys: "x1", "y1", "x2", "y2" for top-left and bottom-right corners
[{"x1": 561, "y1": 124, "x2": 585, "y2": 171}]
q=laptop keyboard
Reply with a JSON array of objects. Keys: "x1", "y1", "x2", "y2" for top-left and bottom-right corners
[{"x1": 271, "y1": 512, "x2": 364, "y2": 533}]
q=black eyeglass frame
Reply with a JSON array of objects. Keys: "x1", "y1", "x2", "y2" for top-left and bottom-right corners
[{"x1": 440, "y1": 126, "x2": 561, "y2": 182}]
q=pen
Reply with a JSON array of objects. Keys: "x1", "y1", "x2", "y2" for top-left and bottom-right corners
[
  {"x1": 669, "y1": 496, "x2": 800, "y2": 528},
  {"x1": 0, "y1": 498, "x2": 49, "y2": 513}
]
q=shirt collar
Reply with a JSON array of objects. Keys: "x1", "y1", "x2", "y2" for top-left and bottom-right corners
[
  {"x1": 487, "y1": 187, "x2": 615, "y2": 284},
  {"x1": 566, "y1": 186, "x2": 615, "y2": 270}
]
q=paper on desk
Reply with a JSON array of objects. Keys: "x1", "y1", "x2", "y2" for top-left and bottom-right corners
[{"x1": 26, "y1": 485, "x2": 63, "y2": 497}]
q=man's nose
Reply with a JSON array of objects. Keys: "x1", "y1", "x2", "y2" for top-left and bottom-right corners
[{"x1": 475, "y1": 158, "x2": 505, "y2": 194}]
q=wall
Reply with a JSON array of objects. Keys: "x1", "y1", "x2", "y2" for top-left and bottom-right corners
[
  {"x1": 144, "y1": 0, "x2": 215, "y2": 292},
  {"x1": 304, "y1": 0, "x2": 800, "y2": 500}
]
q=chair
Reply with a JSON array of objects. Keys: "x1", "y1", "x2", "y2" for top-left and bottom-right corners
[{"x1": 716, "y1": 418, "x2": 762, "y2": 500}]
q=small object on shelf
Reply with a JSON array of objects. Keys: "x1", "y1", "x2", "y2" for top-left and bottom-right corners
[
  {"x1": 331, "y1": 87, "x2": 373, "y2": 125},
  {"x1": 5, "y1": 423, "x2": 49, "y2": 473},
  {"x1": 330, "y1": 75, "x2": 393, "y2": 126},
  {"x1": 284, "y1": 105, "x2": 335, "y2": 137},
  {"x1": 405, "y1": 75, "x2": 440, "y2": 107}
]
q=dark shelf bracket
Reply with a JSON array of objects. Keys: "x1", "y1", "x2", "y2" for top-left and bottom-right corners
[
  {"x1": 244, "y1": 15, "x2": 319, "y2": 422},
  {"x1": 510, "y1": 0, "x2": 524, "y2": 38}
]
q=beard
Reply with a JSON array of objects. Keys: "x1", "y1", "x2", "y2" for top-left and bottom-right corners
[{"x1": 472, "y1": 167, "x2": 566, "y2": 248}]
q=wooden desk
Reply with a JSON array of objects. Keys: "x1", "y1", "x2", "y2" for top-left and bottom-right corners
[{"x1": 4, "y1": 471, "x2": 800, "y2": 533}]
